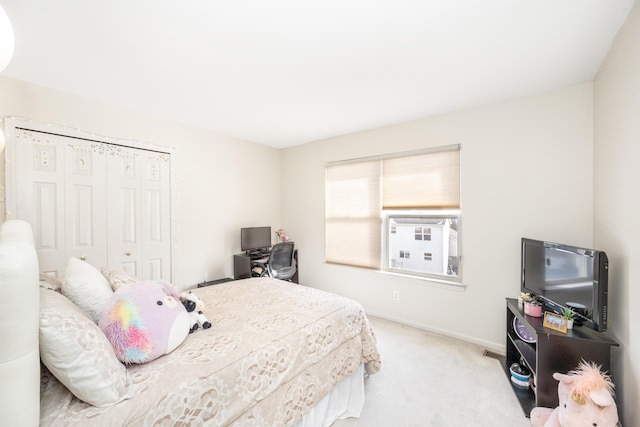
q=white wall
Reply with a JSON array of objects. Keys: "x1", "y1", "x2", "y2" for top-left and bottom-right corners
[
  {"x1": 282, "y1": 83, "x2": 594, "y2": 353},
  {"x1": 1, "y1": 24, "x2": 632, "y2": 422},
  {"x1": 594, "y1": 2, "x2": 639, "y2": 425},
  {"x1": 0, "y1": 76, "x2": 282, "y2": 289}
]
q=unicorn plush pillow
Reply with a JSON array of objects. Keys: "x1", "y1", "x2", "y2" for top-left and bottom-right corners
[
  {"x1": 99, "y1": 281, "x2": 190, "y2": 364},
  {"x1": 530, "y1": 361, "x2": 618, "y2": 427}
]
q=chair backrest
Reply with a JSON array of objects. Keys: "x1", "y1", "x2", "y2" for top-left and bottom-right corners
[{"x1": 269, "y1": 241, "x2": 295, "y2": 271}]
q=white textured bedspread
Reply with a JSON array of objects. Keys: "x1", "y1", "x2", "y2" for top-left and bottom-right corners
[{"x1": 40, "y1": 278, "x2": 381, "y2": 426}]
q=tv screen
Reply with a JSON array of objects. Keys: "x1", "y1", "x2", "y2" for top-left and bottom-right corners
[
  {"x1": 521, "y1": 238, "x2": 608, "y2": 332},
  {"x1": 241, "y1": 226, "x2": 272, "y2": 252}
]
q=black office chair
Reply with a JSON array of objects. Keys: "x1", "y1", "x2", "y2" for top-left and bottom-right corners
[{"x1": 266, "y1": 241, "x2": 296, "y2": 281}]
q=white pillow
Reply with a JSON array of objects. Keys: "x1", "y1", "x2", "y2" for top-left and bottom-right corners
[
  {"x1": 61, "y1": 258, "x2": 113, "y2": 323},
  {"x1": 39, "y1": 289, "x2": 134, "y2": 407}
]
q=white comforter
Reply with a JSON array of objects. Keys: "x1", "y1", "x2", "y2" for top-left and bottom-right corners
[{"x1": 40, "y1": 278, "x2": 381, "y2": 426}]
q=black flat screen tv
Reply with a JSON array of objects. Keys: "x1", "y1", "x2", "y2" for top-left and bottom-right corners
[
  {"x1": 521, "y1": 238, "x2": 608, "y2": 332},
  {"x1": 241, "y1": 226, "x2": 272, "y2": 253}
]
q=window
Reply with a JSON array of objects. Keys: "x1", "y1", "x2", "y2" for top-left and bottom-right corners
[
  {"x1": 386, "y1": 213, "x2": 460, "y2": 280},
  {"x1": 415, "y1": 227, "x2": 431, "y2": 241},
  {"x1": 325, "y1": 145, "x2": 461, "y2": 283}
]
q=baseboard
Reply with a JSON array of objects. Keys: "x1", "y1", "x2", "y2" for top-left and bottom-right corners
[{"x1": 366, "y1": 311, "x2": 506, "y2": 356}]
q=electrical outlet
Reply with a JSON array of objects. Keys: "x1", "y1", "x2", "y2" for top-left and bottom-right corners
[{"x1": 393, "y1": 290, "x2": 400, "y2": 301}]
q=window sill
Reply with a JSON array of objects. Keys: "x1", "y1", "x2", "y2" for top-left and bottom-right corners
[{"x1": 379, "y1": 270, "x2": 466, "y2": 290}]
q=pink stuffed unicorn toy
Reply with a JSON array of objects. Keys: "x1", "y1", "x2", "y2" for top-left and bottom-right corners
[
  {"x1": 530, "y1": 361, "x2": 618, "y2": 427},
  {"x1": 99, "y1": 281, "x2": 190, "y2": 364}
]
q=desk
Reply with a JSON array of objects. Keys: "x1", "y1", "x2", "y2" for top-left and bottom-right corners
[
  {"x1": 233, "y1": 251, "x2": 298, "y2": 283},
  {"x1": 233, "y1": 253, "x2": 266, "y2": 280}
]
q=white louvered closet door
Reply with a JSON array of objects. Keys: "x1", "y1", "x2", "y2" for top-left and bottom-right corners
[{"x1": 10, "y1": 124, "x2": 172, "y2": 282}]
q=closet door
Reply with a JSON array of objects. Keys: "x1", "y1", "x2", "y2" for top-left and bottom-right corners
[
  {"x1": 65, "y1": 140, "x2": 108, "y2": 268},
  {"x1": 13, "y1": 130, "x2": 108, "y2": 277},
  {"x1": 13, "y1": 129, "x2": 67, "y2": 279},
  {"x1": 106, "y1": 146, "x2": 171, "y2": 281},
  {"x1": 9, "y1": 122, "x2": 173, "y2": 282},
  {"x1": 106, "y1": 145, "x2": 143, "y2": 277},
  {"x1": 140, "y1": 151, "x2": 171, "y2": 281}
]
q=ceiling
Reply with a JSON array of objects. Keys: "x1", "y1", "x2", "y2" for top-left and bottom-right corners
[{"x1": 0, "y1": 0, "x2": 635, "y2": 148}]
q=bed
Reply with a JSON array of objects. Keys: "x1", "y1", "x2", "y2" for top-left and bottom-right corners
[{"x1": 0, "y1": 220, "x2": 381, "y2": 426}]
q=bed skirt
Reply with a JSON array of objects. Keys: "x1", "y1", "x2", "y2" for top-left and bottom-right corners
[{"x1": 294, "y1": 364, "x2": 365, "y2": 427}]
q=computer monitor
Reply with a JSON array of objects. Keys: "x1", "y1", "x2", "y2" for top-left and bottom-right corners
[{"x1": 240, "y1": 226, "x2": 271, "y2": 253}]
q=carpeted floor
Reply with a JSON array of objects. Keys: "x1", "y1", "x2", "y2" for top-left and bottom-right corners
[{"x1": 333, "y1": 316, "x2": 531, "y2": 427}]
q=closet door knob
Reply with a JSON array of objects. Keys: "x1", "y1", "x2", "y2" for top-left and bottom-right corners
[
  {"x1": 80, "y1": 255, "x2": 87, "y2": 261},
  {"x1": 125, "y1": 251, "x2": 132, "y2": 256}
]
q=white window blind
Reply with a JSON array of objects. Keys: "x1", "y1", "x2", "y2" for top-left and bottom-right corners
[
  {"x1": 325, "y1": 160, "x2": 382, "y2": 269},
  {"x1": 382, "y1": 149, "x2": 460, "y2": 209},
  {"x1": 325, "y1": 145, "x2": 460, "y2": 270}
]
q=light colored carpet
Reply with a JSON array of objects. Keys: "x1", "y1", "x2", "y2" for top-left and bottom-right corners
[{"x1": 333, "y1": 316, "x2": 531, "y2": 427}]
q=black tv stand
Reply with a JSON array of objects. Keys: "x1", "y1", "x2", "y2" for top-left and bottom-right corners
[{"x1": 504, "y1": 298, "x2": 618, "y2": 416}]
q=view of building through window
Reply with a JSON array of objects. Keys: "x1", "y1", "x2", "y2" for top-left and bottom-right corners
[{"x1": 386, "y1": 215, "x2": 460, "y2": 280}]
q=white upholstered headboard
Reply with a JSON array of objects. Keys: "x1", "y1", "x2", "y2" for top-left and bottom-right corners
[{"x1": 0, "y1": 220, "x2": 40, "y2": 426}]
